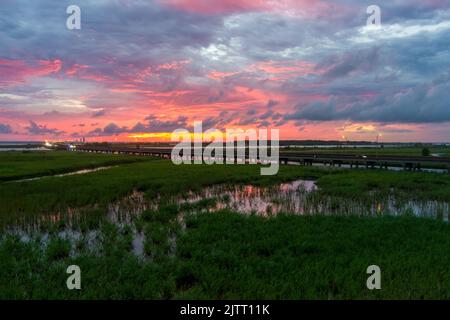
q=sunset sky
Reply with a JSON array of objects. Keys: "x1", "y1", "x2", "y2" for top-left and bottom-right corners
[{"x1": 1, "y1": 0, "x2": 450, "y2": 142}]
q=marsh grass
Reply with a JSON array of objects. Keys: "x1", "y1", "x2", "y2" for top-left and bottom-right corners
[
  {"x1": 0, "y1": 153, "x2": 449, "y2": 228},
  {"x1": 175, "y1": 212, "x2": 450, "y2": 299},
  {"x1": 0, "y1": 151, "x2": 147, "y2": 182},
  {"x1": 2, "y1": 211, "x2": 450, "y2": 299},
  {"x1": 1, "y1": 152, "x2": 450, "y2": 299},
  {"x1": 0, "y1": 158, "x2": 327, "y2": 228}
]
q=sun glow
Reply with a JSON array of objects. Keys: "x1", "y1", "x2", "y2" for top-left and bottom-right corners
[
  {"x1": 128, "y1": 129, "x2": 229, "y2": 142},
  {"x1": 127, "y1": 132, "x2": 173, "y2": 140}
]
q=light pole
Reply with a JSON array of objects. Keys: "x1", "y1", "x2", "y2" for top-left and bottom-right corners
[
  {"x1": 376, "y1": 133, "x2": 382, "y2": 144},
  {"x1": 342, "y1": 135, "x2": 349, "y2": 148},
  {"x1": 375, "y1": 133, "x2": 382, "y2": 158}
]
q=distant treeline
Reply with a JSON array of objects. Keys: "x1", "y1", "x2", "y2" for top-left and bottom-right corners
[{"x1": 0, "y1": 143, "x2": 43, "y2": 149}]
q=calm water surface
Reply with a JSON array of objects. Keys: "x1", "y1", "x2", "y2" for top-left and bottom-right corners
[{"x1": 4, "y1": 179, "x2": 449, "y2": 257}]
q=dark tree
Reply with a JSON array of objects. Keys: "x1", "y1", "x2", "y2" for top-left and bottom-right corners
[{"x1": 422, "y1": 147, "x2": 431, "y2": 157}]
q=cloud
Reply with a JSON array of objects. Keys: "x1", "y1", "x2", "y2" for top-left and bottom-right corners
[
  {"x1": 87, "y1": 115, "x2": 190, "y2": 137},
  {"x1": 267, "y1": 100, "x2": 279, "y2": 108},
  {"x1": 103, "y1": 123, "x2": 129, "y2": 135},
  {"x1": 0, "y1": 123, "x2": 12, "y2": 134},
  {"x1": 160, "y1": 0, "x2": 348, "y2": 19},
  {"x1": 131, "y1": 115, "x2": 189, "y2": 133},
  {"x1": 92, "y1": 109, "x2": 106, "y2": 118},
  {"x1": 1, "y1": 0, "x2": 450, "y2": 141},
  {"x1": 287, "y1": 74, "x2": 450, "y2": 123},
  {"x1": 352, "y1": 19, "x2": 450, "y2": 44},
  {"x1": 0, "y1": 59, "x2": 61, "y2": 87},
  {"x1": 316, "y1": 48, "x2": 380, "y2": 80},
  {"x1": 88, "y1": 123, "x2": 129, "y2": 137},
  {"x1": 25, "y1": 121, "x2": 65, "y2": 136}
]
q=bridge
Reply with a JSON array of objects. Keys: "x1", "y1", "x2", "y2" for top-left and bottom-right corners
[
  {"x1": 75, "y1": 145, "x2": 450, "y2": 172},
  {"x1": 278, "y1": 152, "x2": 450, "y2": 171}
]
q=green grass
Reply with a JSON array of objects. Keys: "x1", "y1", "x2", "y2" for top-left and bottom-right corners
[
  {"x1": 2, "y1": 213, "x2": 450, "y2": 299},
  {"x1": 175, "y1": 212, "x2": 450, "y2": 299},
  {"x1": 315, "y1": 170, "x2": 450, "y2": 201},
  {"x1": 0, "y1": 151, "x2": 147, "y2": 181}
]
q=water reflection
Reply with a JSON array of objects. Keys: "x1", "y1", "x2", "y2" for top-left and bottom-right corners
[
  {"x1": 11, "y1": 166, "x2": 116, "y2": 182},
  {"x1": 172, "y1": 180, "x2": 317, "y2": 217},
  {"x1": 108, "y1": 189, "x2": 149, "y2": 224},
  {"x1": 3, "y1": 179, "x2": 449, "y2": 258},
  {"x1": 171, "y1": 180, "x2": 449, "y2": 220}
]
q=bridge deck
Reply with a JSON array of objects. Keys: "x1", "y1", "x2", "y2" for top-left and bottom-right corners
[{"x1": 75, "y1": 146, "x2": 450, "y2": 172}]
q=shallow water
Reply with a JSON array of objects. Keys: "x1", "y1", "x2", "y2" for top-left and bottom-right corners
[
  {"x1": 171, "y1": 180, "x2": 450, "y2": 220},
  {"x1": 131, "y1": 231, "x2": 145, "y2": 256},
  {"x1": 3, "y1": 179, "x2": 449, "y2": 258},
  {"x1": 11, "y1": 166, "x2": 116, "y2": 182},
  {"x1": 24, "y1": 179, "x2": 449, "y2": 226},
  {"x1": 172, "y1": 180, "x2": 317, "y2": 216},
  {"x1": 6, "y1": 228, "x2": 102, "y2": 257}
]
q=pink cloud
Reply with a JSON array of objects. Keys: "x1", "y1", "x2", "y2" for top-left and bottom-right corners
[
  {"x1": 208, "y1": 60, "x2": 320, "y2": 85},
  {"x1": 251, "y1": 60, "x2": 320, "y2": 81},
  {"x1": 159, "y1": 0, "x2": 266, "y2": 14},
  {"x1": 65, "y1": 64, "x2": 112, "y2": 82},
  {"x1": 159, "y1": 0, "x2": 347, "y2": 18},
  {"x1": 157, "y1": 60, "x2": 190, "y2": 71},
  {"x1": 65, "y1": 64, "x2": 89, "y2": 76},
  {"x1": 0, "y1": 59, "x2": 62, "y2": 86}
]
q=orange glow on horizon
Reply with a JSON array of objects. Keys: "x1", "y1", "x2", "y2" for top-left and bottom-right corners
[
  {"x1": 128, "y1": 131, "x2": 224, "y2": 141},
  {"x1": 127, "y1": 128, "x2": 272, "y2": 142},
  {"x1": 128, "y1": 132, "x2": 173, "y2": 140}
]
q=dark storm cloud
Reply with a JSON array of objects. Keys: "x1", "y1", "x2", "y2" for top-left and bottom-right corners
[
  {"x1": 287, "y1": 75, "x2": 450, "y2": 123},
  {"x1": 316, "y1": 48, "x2": 380, "y2": 80}
]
